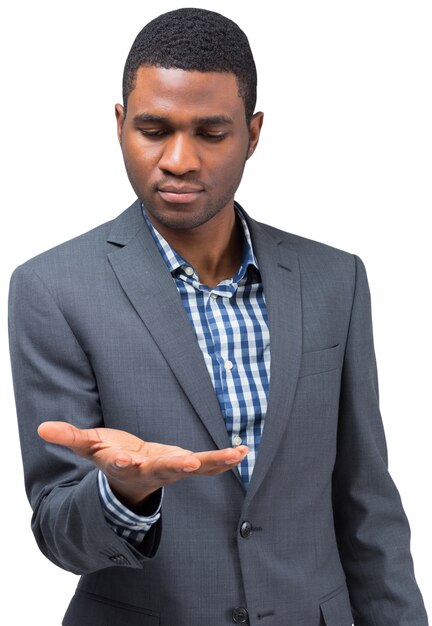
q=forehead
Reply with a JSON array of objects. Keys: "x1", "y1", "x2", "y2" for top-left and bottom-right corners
[{"x1": 128, "y1": 66, "x2": 244, "y2": 118}]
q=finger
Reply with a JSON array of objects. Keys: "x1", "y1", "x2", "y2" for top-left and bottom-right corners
[
  {"x1": 193, "y1": 445, "x2": 249, "y2": 467},
  {"x1": 147, "y1": 452, "x2": 202, "y2": 478},
  {"x1": 181, "y1": 445, "x2": 249, "y2": 476}
]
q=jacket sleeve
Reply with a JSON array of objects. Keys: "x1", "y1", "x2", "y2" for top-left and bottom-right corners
[
  {"x1": 332, "y1": 254, "x2": 428, "y2": 625},
  {"x1": 8, "y1": 264, "x2": 161, "y2": 575}
]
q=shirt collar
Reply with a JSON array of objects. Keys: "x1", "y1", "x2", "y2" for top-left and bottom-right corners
[{"x1": 141, "y1": 201, "x2": 259, "y2": 283}]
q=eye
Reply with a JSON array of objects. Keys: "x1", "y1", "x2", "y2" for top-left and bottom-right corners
[
  {"x1": 139, "y1": 129, "x2": 168, "y2": 137},
  {"x1": 199, "y1": 132, "x2": 227, "y2": 141}
]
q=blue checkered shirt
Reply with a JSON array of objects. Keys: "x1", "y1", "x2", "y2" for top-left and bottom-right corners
[{"x1": 99, "y1": 203, "x2": 271, "y2": 544}]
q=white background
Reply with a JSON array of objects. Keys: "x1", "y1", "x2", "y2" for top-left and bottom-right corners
[{"x1": 1, "y1": 1, "x2": 430, "y2": 623}]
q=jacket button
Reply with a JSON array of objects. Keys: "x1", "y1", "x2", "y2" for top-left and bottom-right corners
[
  {"x1": 232, "y1": 607, "x2": 249, "y2": 623},
  {"x1": 240, "y1": 521, "x2": 252, "y2": 538}
]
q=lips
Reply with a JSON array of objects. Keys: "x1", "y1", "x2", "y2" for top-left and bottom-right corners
[{"x1": 157, "y1": 185, "x2": 204, "y2": 204}]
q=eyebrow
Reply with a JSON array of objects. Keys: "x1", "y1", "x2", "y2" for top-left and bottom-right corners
[{"x1": 132, "y1": 113, "x2": 234, "y2": 125}]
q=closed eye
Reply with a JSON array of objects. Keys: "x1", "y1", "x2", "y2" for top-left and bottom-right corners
[
  {"x1": 199, "y1": 132, "x2": 227, "y2": 141},
  {"x1": 139, "y1": 129, "x2": 168, "y2": 137}
]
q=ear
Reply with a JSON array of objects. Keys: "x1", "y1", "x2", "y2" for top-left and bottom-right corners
[
  {"x1": 246, "y1": 111, "x2": 264, "y2": 159},
  {"x1": 115, "y1": 103, "x2": 125, "y2": 144}
]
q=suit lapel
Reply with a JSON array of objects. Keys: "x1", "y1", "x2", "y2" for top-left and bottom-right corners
[
  {"x1": 106, "y1": 201, "x2": 234, "y2": 460},
  {"x1": 243, "y1": 215, "x2": 303, "y2": 504}
]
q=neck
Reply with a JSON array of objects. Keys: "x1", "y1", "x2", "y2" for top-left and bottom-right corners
[{"x1": 150, "y1": 204, "x2": 244, "y2": 289}]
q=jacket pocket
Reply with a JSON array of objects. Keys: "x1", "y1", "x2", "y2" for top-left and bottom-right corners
[
  {"x1": 319, "y1": 583, "x2": 353, "y2": 626},
  {"x1": 299, "y1": 344, "x2": 340, "y2": 378},
  {"x1": 63, "y1": 590, "x2": 160, "y2": 626}
]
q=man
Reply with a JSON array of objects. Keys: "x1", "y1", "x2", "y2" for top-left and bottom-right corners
[{"x1": 8, "y1": 7, "x2": 428, "y2": 626}]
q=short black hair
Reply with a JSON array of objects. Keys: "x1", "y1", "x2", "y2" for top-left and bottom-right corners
[{"x1": 122, "y1": 8, "x2": 257, "y2": 122}]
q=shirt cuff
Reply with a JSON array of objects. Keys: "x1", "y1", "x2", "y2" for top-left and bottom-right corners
[{"x1": 98, "y1": 470, "x2": 163, "y2": 546}]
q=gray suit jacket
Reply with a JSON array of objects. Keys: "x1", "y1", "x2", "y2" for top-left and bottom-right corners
[{"x1": 9, "y1": 200, "x2": 428, "y2": 625}]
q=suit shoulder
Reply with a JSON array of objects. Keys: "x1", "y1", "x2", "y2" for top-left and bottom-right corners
[
  {"x1": 12, "y1": 200, "x2": 143, "y2": 282},
  {"x1": 9, "y1": 200, "x2": 143, "y2": 305},
  {"x1": 250, "y1": 220, "x2": 369, "y2": 298},
  {"x1": 9, "y1": 218, "x2": 120, "y2": 317},
  {"x1": 256, "y1": 220, "x2": 358, "y2": 267},
  {"x1": 12, "y1": 218, "x2": 114, "y2": 277}
]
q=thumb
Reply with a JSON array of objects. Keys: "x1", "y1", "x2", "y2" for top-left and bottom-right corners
[{"x1": 37, "y1": 421, "x2": 92, "y2": 450}]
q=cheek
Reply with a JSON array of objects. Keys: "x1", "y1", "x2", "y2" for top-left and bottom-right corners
[
  {"x1": 124, "y1": 139, "x2": 150, "y2": 162},
  {"x1": 122, "y1": 144, "x2": 158, "y2": 182},
  {"x1": 210, "y1": 145, "x2": 248, "y2": 179}
]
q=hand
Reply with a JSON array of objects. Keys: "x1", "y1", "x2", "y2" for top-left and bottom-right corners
[{"x1": 38, "y1": 422, "x2": 249, "y2": 509}]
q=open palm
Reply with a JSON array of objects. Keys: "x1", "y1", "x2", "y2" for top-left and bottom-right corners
[{"x1": 38, "y1": 421, "x2": 249, "y2": 508}]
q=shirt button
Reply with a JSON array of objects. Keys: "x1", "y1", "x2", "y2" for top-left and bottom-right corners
[
  {"x1": 210, "y1": 293, "x2": 218, "y2": 299},
  {"x1": 232, "y1": 607, "x2": 249, "y2": 623},
  {"x1": 184, "y1": 266, "x2": 194, "y2": 276},
  {"x1": 224, "y1": 360, "x2": 234, "y2": 371},
  {"x1": 232, "y1": 435, "x2": 243, "y2": 447}
]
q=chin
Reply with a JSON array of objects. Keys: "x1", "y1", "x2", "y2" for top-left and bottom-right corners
[
  {"x1": 145, "y1": 204, "x2": 220, "y2": 231},
  {"x1": 157, "y1": 215, "x2": 209, "y2": 231}
]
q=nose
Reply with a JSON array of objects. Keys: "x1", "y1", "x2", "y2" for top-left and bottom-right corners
[{"x1": 158, "y1": 133, "x2": 200, "y2": 176}]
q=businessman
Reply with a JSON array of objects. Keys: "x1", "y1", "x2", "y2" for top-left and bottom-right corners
[{"x1": 8, "y1": 8, "x2": 428, "y2": 626}]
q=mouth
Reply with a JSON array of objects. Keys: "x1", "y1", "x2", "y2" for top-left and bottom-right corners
[{"x1": 157, "y1": 186, "x2": 204, "y2": 204}]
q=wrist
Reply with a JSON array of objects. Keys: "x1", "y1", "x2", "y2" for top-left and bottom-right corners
[{"x1": 107, "y1": 479, "x2": 160, "y2": 514}]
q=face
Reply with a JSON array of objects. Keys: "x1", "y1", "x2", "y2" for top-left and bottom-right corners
[{"x1": 115, "y1": 66, "x2": 263, "y2": 232}]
